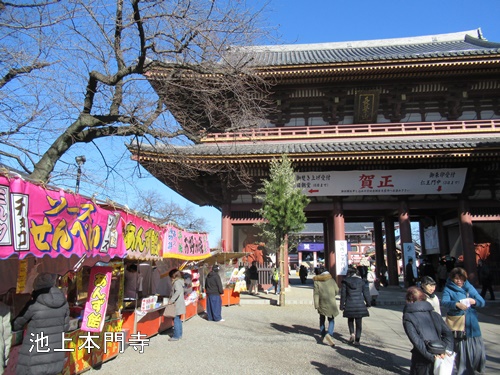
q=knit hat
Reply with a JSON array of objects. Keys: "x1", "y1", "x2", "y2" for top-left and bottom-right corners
[{"x1": 33, "y1": 272, "x2": 56, "y2": 290}]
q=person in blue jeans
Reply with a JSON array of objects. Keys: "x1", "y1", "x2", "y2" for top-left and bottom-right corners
[
  {"x1": 169, "y1": 269, "x2": 186, "y2": 341},
  {"x1": 266, "y1": 264, "x2": 281, "y2": 295},
  {"x1": 313, "y1": 265, "x2": 340, "y2": 346},
  {"x1": 205, "y1": 264, "x2": 225, "y2": 322}
]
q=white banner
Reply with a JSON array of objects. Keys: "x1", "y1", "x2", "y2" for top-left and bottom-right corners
[
  {"x1": 296, "y1": 168, "x2": 467, "y2": 196},
  {"x1": 335, "y1": 240, "x2": 349, "y2": 276},
  {"x1": 403, "y1": 243, "x2": 418, "y2": 278}
]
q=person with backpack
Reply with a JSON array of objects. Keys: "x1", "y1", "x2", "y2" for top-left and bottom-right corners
[{"x1": 265, "y1": 264, "x2": 280, "y2": 295}]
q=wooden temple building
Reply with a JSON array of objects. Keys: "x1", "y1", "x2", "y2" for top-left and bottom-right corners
[{"x1": 130, "y1": 29, "x2": 500, "y2": 286}]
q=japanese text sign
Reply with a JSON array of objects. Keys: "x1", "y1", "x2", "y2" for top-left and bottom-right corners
[
  {"x1": 163, "y1": 225, "x2": 210, "y2": 260},
  {"x1": 0, "y1": 175, "x2": 127, "y2": 259},
  {"x1": 296, "y1": 168, "x2": 467, "y2": 196},
  {"x1": 81, "y1": 266, "x2": 113, "y2": 332}
]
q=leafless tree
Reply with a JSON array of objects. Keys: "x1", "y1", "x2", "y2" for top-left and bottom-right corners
[
  {"x1": 132, "y1": 189, "x2": 209, "y2": 232},
  {"x1": 0, "y1": 0, "x2": 272, "y2": 196}
]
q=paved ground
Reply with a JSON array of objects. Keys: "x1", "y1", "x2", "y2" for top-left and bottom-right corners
[{"x1": 89, "y1": 275, "x2": 500, "y2": 374}]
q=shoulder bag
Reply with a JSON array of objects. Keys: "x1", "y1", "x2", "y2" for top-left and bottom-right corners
[
  {"x1": 425, "y1": 313, "x2": 446, "y2": 355},
  {"x1": 445, "y1": 313, "x2": 466, "y2": 340},
  {"x1": 163, "y1": 303, "x2": 176, "y2": 318}
]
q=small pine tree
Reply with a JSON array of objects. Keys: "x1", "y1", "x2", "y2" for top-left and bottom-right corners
[{"x1": 255, "y1": 155, "x2": 310, "y2": 306}]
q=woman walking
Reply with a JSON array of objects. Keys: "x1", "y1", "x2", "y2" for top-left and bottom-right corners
[
  {"x1": 168, "y1": 269, "x2": 186, "y2": 341},
  {"x1": 441, "y1": 267, "x2": 486, "y2": 375},
  {"x1": 403, "y1": 286, "x2": 454, "y2": 375},
  {"x1": 313, "y1": 265, "x2": 340, "y2": 346},
  {"x1": 340, "y1": 266, "x2": 371, "y2": 347}
]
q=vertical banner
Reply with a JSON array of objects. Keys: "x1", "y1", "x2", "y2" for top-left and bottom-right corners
[
  {"x1": 335, "y1": 240, "x2": 348, "y2": 276},
  {"x1": 81, "y1": 266, "x2": 113, "y2": 332},
  {"x1": 403, "y1": 243, "x2": 418, "y2": 278},
  {"x1": 16, "y1": 259, "x2": 28, "y2": 293}
]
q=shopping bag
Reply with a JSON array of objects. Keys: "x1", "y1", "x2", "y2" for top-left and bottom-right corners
[
  {"x1": 163, "y1": 303, "x2": 176, "y2": 318},
  {"x1": 433, "y1": 353, "x2": 455, "y2": 375}
]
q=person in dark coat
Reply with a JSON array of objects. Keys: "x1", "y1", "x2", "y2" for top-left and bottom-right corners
[
  {"x1": 403, "y1": 286, "x2": 454, "y2": 375},
  {"x1": 478, "y1": 260, "x2": 495, "y2": 300},
  {"x1": 340, "y1": 266, "x2": 370, "y2": 347},
  {"x1": 406, "y1": 258, "x2": 417, "y2": 287},
  {"x1": 248, "y1": 261, "x2": 259, "y2": 294},
  {"x1": 299, "y1": 264, "x2": 308, "y2": 284},
  {"x1": 205, "y1": 265, "x2": 224, "y2": 322},
  {"x1": 13, "y1": 273, "x2": 70, "y2": 375}
]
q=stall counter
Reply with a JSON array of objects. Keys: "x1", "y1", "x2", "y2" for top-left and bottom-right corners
[{"x1": 222, "y1": 288, "x2": 240, "y2": 306}]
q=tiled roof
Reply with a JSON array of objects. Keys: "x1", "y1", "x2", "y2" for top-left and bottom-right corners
[
  {"x1": 230, "y1": 29, "x2": 500, "y2": 67},
  {"x1": 137, "y1": 136, "x2": 500, "y2": 159}
]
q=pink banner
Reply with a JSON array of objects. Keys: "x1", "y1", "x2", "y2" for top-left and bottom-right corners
[
  {"x1": 121, "y1": 211, "x2": 164, "y2": 260},
  {"x1": 0, "y1": 175, "x2": 127, "y2": 259},
  {"x1": 163, "y1": 224, "x2": 210, "y2": 260},
  {"x1": 81, "y1": 266, "x2": 113, "y2": 332}
]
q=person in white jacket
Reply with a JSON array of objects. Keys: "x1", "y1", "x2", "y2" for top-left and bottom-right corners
[
  {"x1": 420, "y1": 276, "x2": 441, "y2": 315},
  {"x1": 367, "y1": 266, "x2": 379, "y2": 306}
]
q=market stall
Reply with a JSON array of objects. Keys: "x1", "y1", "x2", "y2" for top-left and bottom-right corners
[
  {"x1": 0, "y1": 173, "x2": 127, "y2": 375},
  {"x1": 162, "y1": 226, "x2": 211, "y2": 322},
  {"x1": 196, "y1": 252, "x2": 249, "y2": 306},
  {"x1": 118, "y1": 210, "x2": 177, "y2": 342}
]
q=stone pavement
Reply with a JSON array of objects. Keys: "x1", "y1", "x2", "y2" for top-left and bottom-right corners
[{"x1": 88, "y1": 275, "x2": 499, "y2": 375}]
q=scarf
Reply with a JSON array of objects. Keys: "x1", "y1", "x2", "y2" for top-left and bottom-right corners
[{"x1": 422, "y1": 288, "x2": 436, "y2": 299}]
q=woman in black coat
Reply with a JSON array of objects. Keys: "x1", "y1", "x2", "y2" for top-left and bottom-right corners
[
  {"x1": 340, "y1": 266, "x2": 370, "y2": 346},
  {"x1": 403, "y1": 286, "x2": 454, "y2": 375},
  {"x1": 13, "y1": 273, "x2": 70, "y2": 375},
  {"x1": 205, "y1": 265, "x2": 224, "y2": 322}
]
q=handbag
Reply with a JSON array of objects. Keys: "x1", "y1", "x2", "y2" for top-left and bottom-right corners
[
  {"x1": 425, "y1": 340, "x2": 446, "y2": 355},
  {"x1": 445, "y1": 313, "x2": 466, "y2": 341},
  {"x1": 163, "y1": 303, "x2": 176, "y2": 318}
]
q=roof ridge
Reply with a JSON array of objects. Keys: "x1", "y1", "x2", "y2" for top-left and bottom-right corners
[{"x1": 240, "y1": 29, "x2": 482, "y2": 52}]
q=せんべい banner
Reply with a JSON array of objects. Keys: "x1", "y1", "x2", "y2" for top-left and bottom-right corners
[{"x1": 0, "y1": 175, "x2": 126, "y2": 259}]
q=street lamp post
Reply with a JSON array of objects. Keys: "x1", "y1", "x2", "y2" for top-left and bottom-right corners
[{"x1": 75, "y1": 155, "x2": 86, "y2": 194}]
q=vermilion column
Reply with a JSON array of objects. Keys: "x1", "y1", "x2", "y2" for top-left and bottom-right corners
[
  {"x1": 385, "y1": 217, "x2": 398, "y2": 286},
  {"x1": 221, "y1": 204, "x2": 232, "y2": 252},
  {"x1": 458, "y1": 199, "x2": 477, "y2": 285},
  {"x1": 333, "y1": 201, "x2": 345, "y2": 284}
]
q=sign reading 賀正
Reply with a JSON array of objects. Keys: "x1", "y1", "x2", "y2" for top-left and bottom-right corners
[{"x1": 296, "y1": 168, "x2": 467, "y2": 196}]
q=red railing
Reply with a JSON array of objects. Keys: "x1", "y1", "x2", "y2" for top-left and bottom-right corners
[{"x1": 200, "y1": 119, "x2": 500, "y2": 143}]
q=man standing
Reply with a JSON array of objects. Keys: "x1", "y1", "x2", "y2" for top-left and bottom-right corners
[
  {"x1": 205, "y1": 265, "x2": 225, "y2": 322},
  {"x1": 405, "y1": 258, "x2": 416, "y2": 287},
  {"x1": 313, "y1": 266, "x2": 340, "y2": 347}
]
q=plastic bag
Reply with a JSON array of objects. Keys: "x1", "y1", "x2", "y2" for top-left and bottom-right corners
[{"x1": 433, "y1": 353, "x2": 455, "y2": 375}]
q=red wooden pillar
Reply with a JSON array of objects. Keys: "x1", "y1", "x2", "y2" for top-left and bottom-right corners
[
  {"x1": 221, "y1": 204, "x2": 233, "y2": 252},
  {"x1": 385, "y1": 217, "x2": 398, "y2": 286},
  {"x1": 333, "y1": 201, "x2": 345, "y2": 284},
  {"x1": 398, "y1": 200, "x2": 412, "y2": 249},
  {"x1": 458, "y1": 199, "x2": 477, "y2": 285}
]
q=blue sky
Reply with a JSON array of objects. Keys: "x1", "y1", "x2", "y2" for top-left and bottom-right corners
[
  {"x1": 185, "y1": 0, "x2": 500, "y2": 247},
  {"x1": 267, "y1": 0, "x2": 500, "y2": 45}
]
